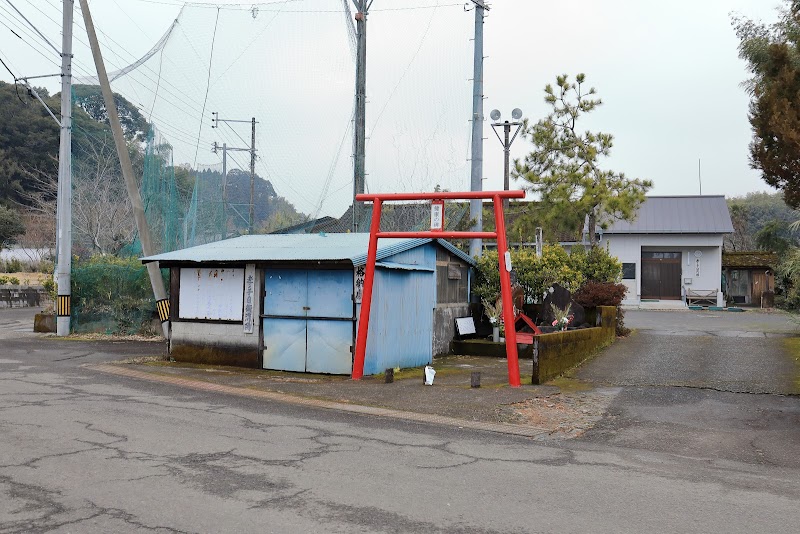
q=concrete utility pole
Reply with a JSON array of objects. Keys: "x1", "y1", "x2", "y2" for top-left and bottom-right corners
[
  {"x1": 78, "y1": 0, "x2": 170, "y2": 338},
  {"x1": 352, "y1": 0, "x2": 369, "y2": 232},
  {"x1": 212, "y1": 113, "x2": 257, "y2": 233},
  {"x1": 469, "y1": 1, "x2": 488, "y2": 258},
  {"x1": 211, "y1": 141, "x2": 228, "y2": 238},
  {"x1": 55, "y1": 0, "x2": 73, "y2": 336},
  {"x1": 250, "y1": 117, "x2": 256, "y2": 234}
]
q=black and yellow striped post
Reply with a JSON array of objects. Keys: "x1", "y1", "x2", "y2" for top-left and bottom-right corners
[
  {"x1": 56, "y1": 295, "x2": 71, "y2": 317},
  {"x1": 156, "y1": 299, "x2": 170, "y2": 323}
]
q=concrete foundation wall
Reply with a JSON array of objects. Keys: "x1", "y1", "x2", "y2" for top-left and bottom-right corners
[
  {"x1": 532, "y1": 306, "x2": 616, "y2": 384},
  {"x1": 170, "y1": 321, "x2": 261, "y2": 367},
  {"x1": 433, "y1": 304, "x2": 469, "y2": 356}
]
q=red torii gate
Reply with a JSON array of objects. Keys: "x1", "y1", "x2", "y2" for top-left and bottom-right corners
[{"x1": 352, "y1": 190, "x2": 526, "y2": 387}]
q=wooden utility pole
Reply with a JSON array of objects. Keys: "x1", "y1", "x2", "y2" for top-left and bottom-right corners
[{"x1": 78, "y1": 0, "x2": 170, "y2": 338}]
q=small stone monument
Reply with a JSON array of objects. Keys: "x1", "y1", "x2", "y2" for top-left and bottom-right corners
[{"x1": 541, "y1": 283, "x2": 585, "y2": 327}]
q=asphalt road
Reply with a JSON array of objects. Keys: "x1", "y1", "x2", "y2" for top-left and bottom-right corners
[{"x1": 2, "y1": 307, "x2": 800, "y2": 533}]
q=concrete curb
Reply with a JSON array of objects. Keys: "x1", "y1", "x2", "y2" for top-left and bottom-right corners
[{"x1": 87, "y1": 364, "x2": 551, "y2": 439}]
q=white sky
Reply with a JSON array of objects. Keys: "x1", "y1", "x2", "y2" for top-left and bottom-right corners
[{"x1": 0, "y1": 0, "x2": 785, "y2": 215}]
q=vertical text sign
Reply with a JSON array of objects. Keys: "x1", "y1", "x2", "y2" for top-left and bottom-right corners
[
  {"x1": 430, "y1": 200, "x2": 445, "y2": 231},
  {"x1": 243, "y1": 263, "x2": 255, "y2": 334},
  {"x1": 354, "y1": 265, "x2": 365, "y2": 304}
]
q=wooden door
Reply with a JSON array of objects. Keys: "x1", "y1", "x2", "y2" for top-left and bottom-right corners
[
  {"x1": 751, "y1": 270, "x2": 767, "y2": 305},
  {"x1": 641, "y1": 252, "x2": 682, "y2": 300}
]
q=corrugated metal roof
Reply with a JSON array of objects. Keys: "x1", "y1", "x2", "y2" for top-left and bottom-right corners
[
  {"x1": 603, "y1": 196, "x2": 734, "y2": 234},
  {"x1": 141, "y1": 233, "x2": 476, "y2": 267}
]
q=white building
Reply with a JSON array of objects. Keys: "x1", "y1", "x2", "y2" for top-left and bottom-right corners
[{"x1": 598, "y1": 196, "x2": 733, "y2": 308}]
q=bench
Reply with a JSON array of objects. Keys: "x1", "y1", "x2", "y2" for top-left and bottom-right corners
[{"x1": 686, "y1": 289, "x2": 717, "y2": 306}]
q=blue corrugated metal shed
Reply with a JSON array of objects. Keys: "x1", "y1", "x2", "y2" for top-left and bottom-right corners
[
  {"x1": 142, "y1": 233, "x2": 475, "y2": 266},
  {"x1": 153, "y1": 234, "x2": 473, "y2": 375}
]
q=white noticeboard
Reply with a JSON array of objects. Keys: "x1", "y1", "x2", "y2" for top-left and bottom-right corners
[{"x1": 179, "y1": 267, "x2": 245, "y2": 321}]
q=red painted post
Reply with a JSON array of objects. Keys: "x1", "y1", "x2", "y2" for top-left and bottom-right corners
[
  {"x1": 493, "y1": 194, "x2": 521, "y2": 387},
  {"x1": 352, "y1": 199, "x2": 382, "y2": 380},
  {"x1": 354, "y1": 190, "x2": 525, "y2": 386}
]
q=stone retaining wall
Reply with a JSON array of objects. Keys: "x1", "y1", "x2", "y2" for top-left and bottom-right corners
[
  {"x1": 449, "y1": 306, "x2": 617, "y2": 384},
  {"x1": 0, "y1": 286, "x2": 51, "y2": 309},
  {"x1": 532, "y1": 306, "x2": 616, "y2": 384}
]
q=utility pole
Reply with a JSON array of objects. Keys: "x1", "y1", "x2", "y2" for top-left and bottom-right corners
[
  {"x1": 212, "y1": 113, "x2": 257, "y2": 232},
  {"x1": 250, "y1": 117, "x2": 256, "y2": 234},
  {"x1": 55, "y1": 0, "x2": 73, "y2": 336},
  {"x1": 352, "y1": 0, "x2": 369, "y2": 232},
  {"x1": 78, "y1": 0, "x2": 171, "y2": 338},
  {"x1": 468, "y1": 1, "x2": 488, "y2": 258},
  {"x1": 211, "y1": 141, "x2": 228, "y2": 238}
]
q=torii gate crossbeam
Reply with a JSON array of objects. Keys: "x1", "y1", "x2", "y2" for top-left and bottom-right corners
[{"x1": 352, "y1": 190, "x2": 526, "y2": 387}]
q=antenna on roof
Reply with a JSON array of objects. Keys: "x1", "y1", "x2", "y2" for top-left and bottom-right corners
[{"x1": 698, "y1": 158, "x2": 702, "y2": 195}]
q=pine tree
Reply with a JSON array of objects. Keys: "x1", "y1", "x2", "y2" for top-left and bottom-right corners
[{"x1": 512, "y1": 74, "x2": 652, "y2": 242}]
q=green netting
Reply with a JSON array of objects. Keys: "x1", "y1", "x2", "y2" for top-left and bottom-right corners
[
  {"x1": 133, "y1": 128, "x2": 227, "y2": 254},
  {"x1": 70, "y1": 256, "x2": 167, "y2": 335},
  {"x1": 141, "y1": 129, "x2": 181, "y2": 253}
]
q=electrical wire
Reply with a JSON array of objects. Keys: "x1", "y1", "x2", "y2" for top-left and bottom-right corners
[{"x1": 193, "y1": 7, "x2": 220, "y2": 167}]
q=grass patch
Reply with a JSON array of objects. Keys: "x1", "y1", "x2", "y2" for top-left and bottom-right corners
[{"x1": 782, "y1": 337, "x2": 800, "y2": 394}]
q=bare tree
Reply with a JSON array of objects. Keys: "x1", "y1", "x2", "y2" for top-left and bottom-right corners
[
  {"x1": 72, "y1": 141, "x2": 135, "y2": 254},
  {"x1": 22, "y1": 138, "x2": 135, "y2": 256}
]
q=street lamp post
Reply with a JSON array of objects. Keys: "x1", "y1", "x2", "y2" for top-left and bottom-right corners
[{"x1": 490, "y1": 108, "x2": 523, "y2": 210}]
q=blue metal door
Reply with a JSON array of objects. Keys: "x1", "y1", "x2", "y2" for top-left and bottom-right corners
[{"x1": 263, "y1": 269, "x2": 354, "y2": 373}]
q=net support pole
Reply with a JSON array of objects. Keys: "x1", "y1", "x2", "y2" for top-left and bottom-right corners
[
  {"x1": 352, "y1": 198, "x2": 382, "y2": 380},
  {"x1": 78, "y1": 0, "x2": 170, "y2": 339},
  {"x1": 55, "y1": 0, "x2": 73, "y2": 336},
  {"x1": 493, "y1": 193, "x2": 520, "y2": 387}
]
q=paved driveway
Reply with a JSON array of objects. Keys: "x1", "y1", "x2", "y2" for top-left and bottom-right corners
[
  {"x1": 577, "y1": 309, "x2": 798, "y2": 394},
  {"x1": 574, "y1": 309, "x2": 800, "y2": 469}
]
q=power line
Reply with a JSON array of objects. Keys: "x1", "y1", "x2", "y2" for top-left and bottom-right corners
[
  {"x1": 0, "y1": 52, "x2": 16, "y2": 78},
  {"x1": 4, "y1": 0, "x2": 59, "y2": 54},
  {"x1": 193, "y1": 7, "x2": 220, "y2": 168},
  {"x1": 0, "y1": 5, "x2": 60, "y2": 70}
]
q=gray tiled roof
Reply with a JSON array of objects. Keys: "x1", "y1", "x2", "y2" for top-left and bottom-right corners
[{"x1": 603, "y1": 196, "x2": 734, "y2": 234}]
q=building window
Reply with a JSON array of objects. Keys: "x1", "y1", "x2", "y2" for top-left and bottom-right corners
[
  {"x1": 436, "y1": 249, "x2": 468, "y2": 304},
  {"x1": 622, "y1": 263, "x2": 636, "y2": 279}
]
